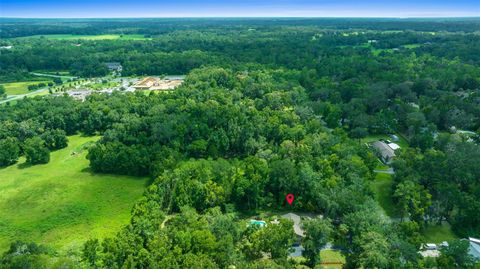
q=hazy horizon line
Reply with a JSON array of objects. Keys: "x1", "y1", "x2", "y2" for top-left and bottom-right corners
[{"x1": 1, "y1": 15, "x2": 480, "y2": 19}]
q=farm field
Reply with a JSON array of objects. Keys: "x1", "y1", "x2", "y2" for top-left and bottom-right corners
[
  {"x1": 1, "y1": 80, "x2": 52, "y2": 95},
  {"x1": 18, "y1": 34, "x2": 150, "y2": 40},
  {"x1": 0, "y1": 135, "x2": 147, "y2": 253}
]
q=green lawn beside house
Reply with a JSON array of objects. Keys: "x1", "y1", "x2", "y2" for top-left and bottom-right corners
[
  {"x1": 320, "y1": 249, "x2": 346, "y2": 269},
  {"x1": 423, "y1": 222, "x2": 458, "y2": 243},
  {"x1": 372, "y1": 173, "x2": 400, "y2": 218}
]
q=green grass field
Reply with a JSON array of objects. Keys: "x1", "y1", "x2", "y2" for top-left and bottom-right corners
[
  {"x1": 340, "y1": 42, "x2": 421, "y2": 56},
  {"x1": 320, "y1": 250, "x2": 346, "y2": 269},
  {"x1": 403, "y1": 44, "x2": 422, "y2": 49},
  {"x1": 372, "y1": 173, "x2": 400, "y2": 218},
  {"x1": 423, "y1": 222, "x2": 458, "y2": 243},
  {"x1": 1, "y1": 80, "x2": 52, "y2": 95},
  {"x1": 19, "y1": 34, "x2": 150, "y2": 40},
  {"x1": 0, "y1": 135, "x2": 147, "y2": 253},
  {"x1": 87, "y1": 81, "x2": 119, "y2": 90}
]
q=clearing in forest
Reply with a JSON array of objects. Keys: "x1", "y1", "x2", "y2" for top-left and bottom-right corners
[
  {"x1": 17, "y1": 34, "x2": 150, "y2": 40},
  {"x1": 0, "y1": 135, "x2": 147, "y2": 253},
  {"x1": 1, "y1": 80, "x2": 52, "y2": 95}
]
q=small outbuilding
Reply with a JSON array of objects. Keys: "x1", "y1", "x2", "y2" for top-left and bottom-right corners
[
  {"x1": 389, "y1": 134, "x2": 399, "y2": 142},
  {"x1": 469, "y1": 237, "x2": 480, "y2": 260},
  {"x1": 419, "y1": 243, "x2": 440, "y2": 258}
]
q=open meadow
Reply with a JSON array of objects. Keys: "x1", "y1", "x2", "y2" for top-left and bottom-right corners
[
  {"x1": 0, "y1": 135, "x2": 147, "y2": 253},
  {"x1": 1, "y1": 80, "x2": 52, "y2": 95},
  {"x1": 18, "y1": 34, "x2": 151, "y2": 40}
]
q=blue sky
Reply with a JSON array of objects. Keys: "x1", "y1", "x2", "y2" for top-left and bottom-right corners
[{"x1": 1, "y1": 0, "x2": 479, "y2": 18}]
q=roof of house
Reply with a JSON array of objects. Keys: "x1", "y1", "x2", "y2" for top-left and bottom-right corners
[
  {"x1": 371, "y1": 141, "x2": 396, "y2": 159},
  {"x1": 105, "y1": 62, "x2": 122, "y2": 69},
  {"x1": 133, "y1": 77, "x2": 158, "y2": 88},
  {"x1": 469, "y1": 238, "x2": 480, "y2": 259},
  {"x1": 388, "y1": 143, "x2": 401, "y2": 150},
  {"x1": 133, "y1": 77, "x2": 183, "y2": 90},
  {"x1": 289, "y1": 246, "x2": 304, "y2": 257}
]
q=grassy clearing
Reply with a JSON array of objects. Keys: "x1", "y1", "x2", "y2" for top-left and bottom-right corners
[
  {"x1": 340, "y1": 42, "x2": 421, "y2": 56},
  {"x1": 320, "y1": 250, "x2": 346, "y2": 269},
  {"x1": 375, "y1": 162, "x2": 390, "y2": 171},
  {"x1": 423, "y1": 222, "x2": 458, "y2": 243},
  {"x1": 1, "y1": 80, "x2": 52, "y2": 95},
  {"x1": 0, "y1": 135, "x2": 147, "y2": 253},
  {"x1": 19, "y1": 34, "x2": 150, "y2": 40},
  {"x1": 403, "y1": 44, "x2": 422, "y2": 49},
  {"x1": 372, "y1": 173, "x2": 400, "y2": 218},
  {"x1": 87, "y1": 81, "x2": 119, "y2": 90}
]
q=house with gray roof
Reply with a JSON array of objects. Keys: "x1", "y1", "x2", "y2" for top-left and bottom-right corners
[
  {"x1": 105, "y1": 62, "x2": 123, "y2": 72},
  {"x1": 370, "y1": 140, "x2": 398, "y2": 164}
]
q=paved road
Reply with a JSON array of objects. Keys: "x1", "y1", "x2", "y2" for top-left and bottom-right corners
[
  {"x1": 1, "y1": 72, "x2": 77, "y2": 104},
  {"x1": 0, "y1": 87, "x2": 49, "y2": 104},
  {"x1": 30, "y1": 72, "x2": 78, "y2": 79}
]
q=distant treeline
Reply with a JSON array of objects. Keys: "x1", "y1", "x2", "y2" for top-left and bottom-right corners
[
  {"x1": 1, "y1": 18, "x2": 480, "y2": 38},
  {"x1": 1, "y1": 26, "x2": 480, "y2": 81}
]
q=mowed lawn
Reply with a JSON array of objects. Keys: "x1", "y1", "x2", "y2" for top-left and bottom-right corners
[
  {"x1": 1, "y1": 80, "x2": 52, "y2": 95},
  {"x1": 423, "y1": 222, "x2": 458, "y2": 243},
  {"x1": 19, "y1": 34, "x2": 150, "y2": 40},
  {"x1": 320, "y1": 250, "x2": 346, "y2": 269},
  {"x1": 0, "y1": 135, "x2": 147, "y2": 253},
  {"x1": 372, "y1": 173, "x2": 400, "y2": 218}
]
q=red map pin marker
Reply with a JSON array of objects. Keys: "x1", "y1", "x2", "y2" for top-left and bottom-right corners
[{"x1": 286, "y1": 194, "x2": 294, "y2": 205}]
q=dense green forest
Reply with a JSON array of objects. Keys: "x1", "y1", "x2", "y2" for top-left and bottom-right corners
[{"x1": 0, "y1": 18, "x2": 479, "y2": 268}]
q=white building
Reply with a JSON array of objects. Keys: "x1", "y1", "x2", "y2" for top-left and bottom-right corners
[{"x1": 469, "y1": 237, "x2": 480, "y2": 260}]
